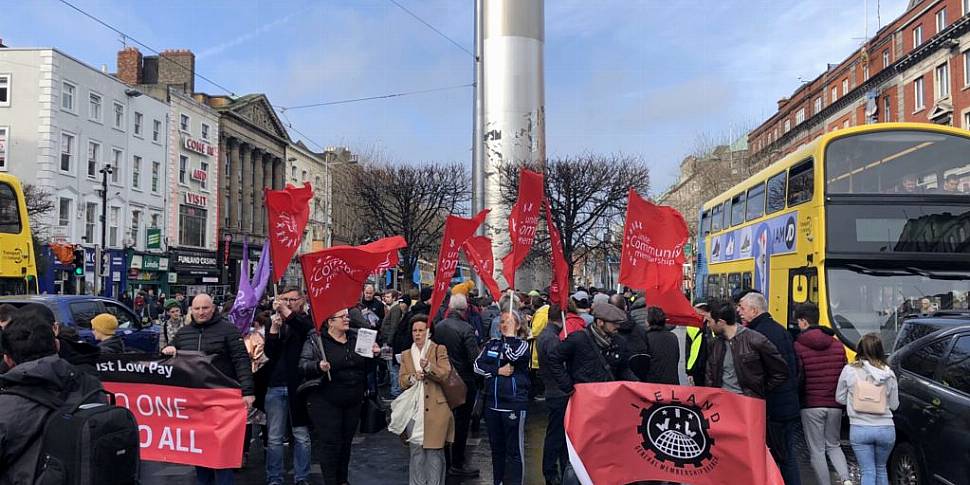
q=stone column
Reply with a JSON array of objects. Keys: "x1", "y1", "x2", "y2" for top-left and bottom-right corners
[
  {"x1": 227, "y1": 137, "x2": 240, "y2": 232},
  {"x1": 270, "y1": 158, "x2": 280, "y2": 190},
  {"x1": 253, "y1": 148, "x2": 265, "y2": 235},
  {"x1": 240, "y1": 142, "x2": 253, "y2": 233}
]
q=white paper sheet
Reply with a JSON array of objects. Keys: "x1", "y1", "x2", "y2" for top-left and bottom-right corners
[{"x1": 354, "y1": 328, "x2": 378, "y2": 357}]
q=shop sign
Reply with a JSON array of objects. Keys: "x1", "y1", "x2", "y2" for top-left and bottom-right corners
[
  {"x1": 191, "y1": 169, "x2": 208, "y2": 183},
  {"x1": 183, "y1": 137, "x2": 216, "y2": 157},
  {"x1": 147, "y1": 228, "x2": 162, "y2": 249},
  {"x1": 168, "y1": 273, "x2": 178, "y2": 283},
  {"x1": 130, "y1": 255, "x2": 143, "y2": 270},
  {"x1": 142, "y1": 255, "x2": 161, "y2": 271},
  {"x1": 185, "y1": 192, "x2": 208, "y2": 207}
]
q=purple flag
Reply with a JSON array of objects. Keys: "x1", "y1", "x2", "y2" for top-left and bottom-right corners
[{"x1": 228, "y1": 240, "x2": 272, "y2": 334}]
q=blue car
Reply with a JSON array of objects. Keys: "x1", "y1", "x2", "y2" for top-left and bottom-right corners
[{"x1": 0, "y1": 295, "x2": 160, "y2": 353}]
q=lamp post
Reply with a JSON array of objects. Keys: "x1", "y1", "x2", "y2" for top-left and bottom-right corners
[{"x1": 97, "y1": 164, "x2": 113, "y2": 296}]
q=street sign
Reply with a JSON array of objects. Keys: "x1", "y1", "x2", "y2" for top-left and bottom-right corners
[
  {"x1": 147, "y1": 228, "x2": 161, "y2": 249},
  {"x1": 684, "y1": 243, "x2": 692, "y2": 256}
]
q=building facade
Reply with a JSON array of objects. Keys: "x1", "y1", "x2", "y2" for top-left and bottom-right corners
[
  {"x1": 748, "y1": 0, "x2": 970, "y2": 193},
  {"x1": 320, "y1": 146, "x2": 362, "y2": 247},
  {"x1": 0, "y1": 47, "x2": 169, "y2": 296},
  {"x1": 287, "y1": 140, "x2": 328, "y2": 253}
]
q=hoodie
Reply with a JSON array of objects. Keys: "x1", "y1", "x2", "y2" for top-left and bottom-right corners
[
  {"x1": 794, "y1": 326, "x2": 847, "y2": 408},
  {"x1": 836, "y1": 361, "x2": 899, "y2": 426}
]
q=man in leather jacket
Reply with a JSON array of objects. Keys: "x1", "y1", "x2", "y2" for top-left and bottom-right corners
[{"x1": 704, "y1": 300, "x2": 788, "y2": 399}]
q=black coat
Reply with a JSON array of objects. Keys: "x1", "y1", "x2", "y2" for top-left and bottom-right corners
[
  {"x1": 747, "y1": 313, "x2": 801, "y2": 420},
  {"x1": 432, "y1": 311, "x2": 480, "y2": 383},
  {"x1": 299, "y1": 329, "x2": 370, "y2": 406},
  {"x1": 263, "y1": 311, "x2": 314, "y2": 427},
  {"x1": 642, "y1": 326, "x2": 680, "y2": 385},
  {"x1": 547, "y1": 326, "x2": 635, "y2": 394},
  {"x1": 98, "y1": 336, "x2": 126, "y2": 354},
  {"x1": 170, "y1": 314, "x2": 255, "y2": 396}
]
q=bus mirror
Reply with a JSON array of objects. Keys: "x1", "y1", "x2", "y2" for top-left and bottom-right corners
[{"x1": 792, "y1": 275, "x2": 808, "y2": 303}]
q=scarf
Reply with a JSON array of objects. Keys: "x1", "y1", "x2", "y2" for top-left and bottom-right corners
[
  {"x1": 406, "y1": 340, "x2": 433, "y2": 446},
  {"x1": 589, "y1": 323, "x2": 613, "y2": 350}
]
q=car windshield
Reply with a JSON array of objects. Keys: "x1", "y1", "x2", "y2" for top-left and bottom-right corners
[{"x1": 826, "y1": 266, "x2": 970, "y2": 349}]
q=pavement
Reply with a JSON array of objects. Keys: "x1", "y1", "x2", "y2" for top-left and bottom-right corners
[{"x1": 138, "y1": 396, "x2": 862, "y2": 485}]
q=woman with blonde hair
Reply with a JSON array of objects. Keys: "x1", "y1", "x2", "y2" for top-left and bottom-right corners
[{"x1": 836, "y1": 333, "x2": 899, "y2": 485}]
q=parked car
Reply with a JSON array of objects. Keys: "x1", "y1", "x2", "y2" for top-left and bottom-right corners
[
  {"x1": 0, "y1": 295, "x2": 160, "y2": 352},
  {"x1": 888, "y1": 314, "x2": 970, "y2": 485}
]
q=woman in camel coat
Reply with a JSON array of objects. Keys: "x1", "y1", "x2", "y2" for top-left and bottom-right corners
[{"x1": 399, "y1": 314, "x2": 456, "y2": 485}]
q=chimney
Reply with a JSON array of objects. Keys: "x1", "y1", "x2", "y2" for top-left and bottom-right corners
[
  {"x1": 158, "y1": 49, "x2": 195, "y2": 93},
  {"x1": 777, "y1": 97, "x2": 789, "y2": 111},
  {"x1": 116, "y1": 47, "x2": 143, "y2": 85}
]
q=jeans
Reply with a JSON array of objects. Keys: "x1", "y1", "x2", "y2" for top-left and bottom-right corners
[
  {"x1": 265, "y1": 386, "x2": 312, "y2": 483},
  {"x1": 850, "y1": 425, "x2": 895, "y2": 485},
  {"x1": 388, "y1": 360, "x2": 401, "y2": 398},
  {"x1": 484, "y1": 408, "x2": 527, "y2": 485},
  {"x1": 194, "y1": 467, "x2": 234, "y2": 485},
  {"x1": 767, "y1": 418, "x2": 801, "y2": 485},
  {"x1": 307, "y1": 392, "x2": 362, "y2": 485},
  {"x1": 800, "y1": 408, "x2": 849, "y2": 485},
  {"x1": 449, "y1": 383, "x2": 478, "y2": 469},
  {"x1": 542, "y1": 396, "x2": 569, "y2": 483}
]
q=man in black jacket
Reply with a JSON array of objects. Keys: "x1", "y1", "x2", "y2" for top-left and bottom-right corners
[
  {"x1": 643, "y1": 307, "x2": 680, "y2": 385},
  {"x1": 432, "y1": 293, "x2": 480, "y2": 478},
  {"x1": 548, "y1": 302, "x2": 635, "y2": 395},
  {"x1": 161, "y1": 293, "x2": 254, "y2": 484},
  {"x1": 537, "y1": 305, "x2": 569, "y2": 485},
  {"x1": 739, "y1": 292, "x2": 802, "y2": 485},
  {"x1": 264, "y1": 287, "x2": 314, "y2": 485}
]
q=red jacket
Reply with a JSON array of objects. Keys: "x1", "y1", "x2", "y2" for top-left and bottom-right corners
[
  {"x1": 794, "y1": 326, "x2": 847, "y2": 408},
  {"x1": 560, "y1": 313, "x2": 587, "y2": 340}
]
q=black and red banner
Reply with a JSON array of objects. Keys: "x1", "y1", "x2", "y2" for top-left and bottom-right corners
[{"x1": 96, "y1": 352, "x2": 246, "y2": 469}]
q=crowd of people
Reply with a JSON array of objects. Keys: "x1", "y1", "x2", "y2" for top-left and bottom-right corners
[{"x1": 0, "y1": 282, "x2": 900, "y2": 485}]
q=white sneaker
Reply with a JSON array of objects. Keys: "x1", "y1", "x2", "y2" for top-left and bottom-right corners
[{"x1": 842, "y1": 480, "x2": 853, "y2": 485}]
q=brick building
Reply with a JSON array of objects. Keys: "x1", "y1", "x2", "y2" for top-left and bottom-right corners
[{"x1": 749, "y1": 0, "x2": 970, "y2": 189}]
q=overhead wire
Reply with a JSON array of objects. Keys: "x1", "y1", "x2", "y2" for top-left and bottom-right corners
[
  {"x1": 277, "y1": 83, "x2": 474, "y2": 111},
  {"x1": 387, "y1": 0, "x2": 474, "y2": 57}
]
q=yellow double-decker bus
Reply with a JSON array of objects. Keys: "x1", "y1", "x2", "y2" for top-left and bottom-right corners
[
  {"x1": 0, "y1": 173, "x2": 38, "y2": 294},
  {"x1": 695, "y1": 123, "x2": 970, "y2": 350}
]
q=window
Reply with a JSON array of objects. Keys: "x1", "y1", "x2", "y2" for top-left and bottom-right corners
[
  {"x1": 301, "y1": 170, "x2": 307, "y2": 181},
  {"x1": 795, "y1": 108, "x2": 805, "y2": 125},
  {"x1": 730, "y1": 192, "x2": 746, "y2": 226},
  {"x1": 200, "y1": 161, "x2": 208, "y2": 190},
  {"x1": 290, "y1": 166, "x2": 297, "y2": 179},
  {"x1": 842, "y1": 79, "x2": 849, "y2": 95},
  {"x1": 152, "y1": 120, "x2": 161, "y2": 143},
  {"x1": 784, "y1": 119, "x2": 791, "y2": 133},
  {"x1": 103, "y1": 301, "x2": 138, "y2": 329},
  {"x1": 901, "y1": 337, "x2": 948, "y2": 380},
  {"x1": 701, "y1": 210, "x2": 712, "y2": 235},
  {"x1": 86, "y1": 141, "x2": 100, "y2": 178},
  {"x1": 130, "y1": 210, "x2": 141, "y2": 245},
  {"x1": 787, "y1": 159, "x2": 814, "y2": 206},
  {"x1": 132, "y1": 156, "x2": 141, "y2": 188},
  {"x1": 178, "y1": 205, "x2": 207, "y2": 247},
  {"x1": 134, "y1": 112, "x2": 143, "y2": 136},
  {"x1": 150, "y1": 213, "x2": 161, "y2": 228},
  {"x1": 0, "y1": 127, "x2": 7, "y2": 171},
  {"x1": 151, "y1": 161, "x2": 160, "y2": 193},
  {"x1": 180, "y1": 113, "x2": 189, "y2": 132},
  {"x1": 766, "y1": 171, "x2": 787, "y2": 214},
  {"x1": 965, "y1": 111, "x2": 970, "y2": 129},
  {"x1": 936, "y1": 9, "x2": 946, "y2": 33},
  {"x1": 58, "y1": 198, "x2": 71, "y2": 226},
  {"x1": 88, "y1": 92, "x2": 101, "y2": 121},
  {"x1": 936, "y1": 63, "x2": 950, "y2": 99},
  {"x1": 964, "y1": 51, "x2": 970, "y2": 88},
  {"x1": 84, "y1": 202, "x2": 96, "y2": 243},
  {"x1": 109, "y1": 206, "x2": 119, "y2": 247},
  {"x1": 0, "y1": 74, "x2": 9, "y2": 106},
  {"x1": 110, "y1": 148, "x2": 122, "y2": 183},
  {"x1": 746, "y1": 183, "x2": 766, "y2": 221},
  {"x1": 965, "y1": 0, "x2": 970, "y2": 15},
  {"x1": 941, "y1": 336, "x2": 970, "y2": 395},
  {"x1": 814, "y1": 97, "x2": 822, "y2": 115},
  {"x1": 864, "y1": 64, "x2": 870, "y2": 80},
  {"x1": 69, "y1": 301, "x2": 100, "y2": 329},
  {"x1": 883, "y1": 50, "x2": 890, "y2": 69},
  {"x1": 113, "y1": 102, "x2": 124, "y2": 130},
  {"x1": 60, "y1": 132, "x2": 74, "y2": 172},
  {"x1": 201, "y1": 123, "x2": 210, "y2": 140},
  {"x1": 61, "y1": 81, "x2": 75, "y2": 111},
  {"x1": 915, "y1": 77, "x2": 925, "y2": 110},
  {"x1": 179, "y1": 155, "x2": 188, "y2": 184},
  {"x1": 914, "y1": 25, "x2": 923, "y2": 48},
  {"x1": 831, "y1": 87, "x2": 838, "y2": 102},
  {"x1": 722, "y1": 198, "x2": 732, "y2": 229}
]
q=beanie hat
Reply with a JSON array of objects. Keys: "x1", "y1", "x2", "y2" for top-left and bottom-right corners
[
  {"x1": 451, "y1": 280, "x2": 475, "y2": 296},
  {"x1": 420, "y1": 287, "x2": 433, "y2": 302},
  {"x1": 91, "y1": 313, "x2": 119, "y2": 335},
  {"x1": 164, "y1": 298, "x2": 180, "y2": 310}
]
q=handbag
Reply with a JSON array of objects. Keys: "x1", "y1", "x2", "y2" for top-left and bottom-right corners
[
  {"x1": 359, "y1": 394, "x2": 388, "y2": 434},
  {"x1": 296, "y1": 332, "x2": 328, "y2": 402},
  {"x1": 440, "y1": 368, "x2": 468, "y2": 410}
]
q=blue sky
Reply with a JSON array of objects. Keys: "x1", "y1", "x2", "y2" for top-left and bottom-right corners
[{"x1": 1, "y1": 0, "x2": 909, "y2": 192}]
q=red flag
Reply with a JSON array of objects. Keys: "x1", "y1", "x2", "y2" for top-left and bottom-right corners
[
  {"x1": 301, "y1": 236, "x2": 407, "y2": 329},
  {"x1": 463, "y1": 236, "x2": 502, "y2": 299},
  {"x1": 501, "y1": 168, "x2": 544, "y2": 288},
  {"x1": 545, "y1": 200, "x2": 569, "y2": 309},
  {"x1": 566, "y1": 382, "x2": 784, "y2": 485},
  {"x1": 648, "y1": 286, "x2": 704, "y2": 327},
  {"x1": 430, "y1": 210, "x2": 489, "y2": 317},
  {"x1": 266, "y1": 182, "x2": 314, "y2": 282}
]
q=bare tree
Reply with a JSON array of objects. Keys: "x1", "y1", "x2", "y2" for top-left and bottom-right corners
[
  {"x1": 351, "y1": 161, "x2": 470, "y2": 289},
  {"x1": 22, "y1": 184, "x2": 55, "y2": 240},
  {"x1": 497, "y1": 153, "x2": 650, "y2": 284}
]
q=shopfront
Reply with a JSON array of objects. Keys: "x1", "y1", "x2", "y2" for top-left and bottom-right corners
[
  {"x1": 169, "y1": 248, "x2": 226, "y2": 301},
  {"x1": 126, "y1": 251, "x2": 170, "y2": 298}
]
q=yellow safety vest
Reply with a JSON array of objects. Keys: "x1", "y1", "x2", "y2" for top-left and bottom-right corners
[{"x1": 686, "y1": 326, "x2": 704, "y2": 371}]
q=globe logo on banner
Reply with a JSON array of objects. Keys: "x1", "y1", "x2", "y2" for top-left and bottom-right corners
[{"x1": 637, "y1": 402, "x2": 714, "y2": 469}]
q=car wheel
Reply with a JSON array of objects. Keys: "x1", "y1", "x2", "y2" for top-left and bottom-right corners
[{"x1": 889, "y1": 442, "x2": 923, "y2": 485}]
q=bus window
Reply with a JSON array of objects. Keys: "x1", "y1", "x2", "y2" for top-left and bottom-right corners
[
  {"x1": 707, "y1": 275, "x2": 719, "y2": 298},
  {"x1": 711, "y1": 204, "x2": 722, "y2": 231},
  {"x1": 723, "y1": 198, "x2": 732, "y2": 229},
  {"x1": 727, "y1": 273, "x2": 741, "y2": 293},
  {"x1": 766, "y1": 171, "x2": 787, "y2": 214},
  {"x1": 0, "y1": 182, "x2": 22, "y2": 234},
  {"x1": 746, "y1": 183, "x2": 766, "y2": 221},
  {"x1": 788, "y1": 159, "x2": 814, "y2": 206},
  {"x1": 731, "y1": 192, "x2": 746, "y2": 226},
  {"x1": 742, "y1": 272, "x2": 752, "y2": 290},
  {"x1": 701, "y1": 210, "x2": 712, "y2": 235}
]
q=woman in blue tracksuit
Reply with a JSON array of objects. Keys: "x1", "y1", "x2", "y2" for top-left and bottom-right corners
[{"x1": 474, "y1": 311, "x2": 531, "y2": 485}]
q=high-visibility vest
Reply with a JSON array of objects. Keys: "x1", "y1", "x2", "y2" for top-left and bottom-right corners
[{"x1": 686, "y1": 326, "x2": 705, "y2": 371}]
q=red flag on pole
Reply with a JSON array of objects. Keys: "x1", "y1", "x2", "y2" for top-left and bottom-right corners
[
  {"x1": 566, "y1": 382, "x2": 785, "y2": 485},
  {"x1": 300, "y1": 236, "x2": 407, "y2": 330},
  {"x1": 430, "y1": 210, "x2": 489, "y2": 317},
  {"x1": 501, "y1": 168, "x2": 544, "y2": 289},
  {"x1": 619, "y1": 188, "x2": 701, "y2": 326},
  {"x1": 266, "y1": 182, "x2": 314, "y2": 282},
  {"x1": 463, "y1": 236, "x2": 502, "y2": 299},
  {"x1": 545, "y1": 200, "x2": 570, "y2": 309}
]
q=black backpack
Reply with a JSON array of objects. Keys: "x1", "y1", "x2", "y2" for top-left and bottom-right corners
[{"x1": 2, "y1": 387, "x2": 141, "y2": 485}]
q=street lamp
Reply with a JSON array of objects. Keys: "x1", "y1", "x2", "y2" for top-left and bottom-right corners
[{"x1": 97, "y1": 164, "x2": 114, "y2": 296}]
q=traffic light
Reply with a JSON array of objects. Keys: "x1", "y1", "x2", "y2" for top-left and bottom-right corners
[{"x1": 72, "y1": 248, "x2": 85, "y2": 276}]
